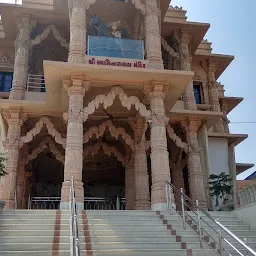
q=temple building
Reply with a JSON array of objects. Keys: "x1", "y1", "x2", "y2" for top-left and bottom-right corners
[{"x1": 0, "y1": 0, "x2": 253, "y2": 211}]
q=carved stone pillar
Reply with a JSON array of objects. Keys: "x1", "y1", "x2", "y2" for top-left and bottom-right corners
[
  {"x1": 181, "y1": 119, "x2": 208, "y2": 209},
  {"x1": 125, "y1": 152, "x2": 135, "y2": 210},
  {"x1": 170, "y1": 148, "x2": 185, "y2": 190},
  {"x1": 68, "y1": 0, "x2": 91, "y2": 63},
  {"x1": 61, "y1": 75, "x2": 87, "y2": 210},
  {"x1": 16, "y1": 148, "x2": 28, "y2": 209},
  {"x1": 10, "y1": 16, "x2": 32, "y2": 100},
  {"x1": 148, "y1": 89, "x2": 172, "y2": 210},
  {"x1": 207, "y1": 61, "x2": 225, "y2": 133},
  {"x1": 1, "y1": 110, "x2": 23, "y2": 209},
  {"x1": 134, "y1": 118, "x2": 150, "y2": 210},
  {"x1": 144, "y1": 0, "x2": 163, "y2": 69},
  {"x1": 177, "y1": 30, "x2": 196, "y2": 110},
  {"x1": 170, "y1": 148, "x2": 185, "y2": 207}
]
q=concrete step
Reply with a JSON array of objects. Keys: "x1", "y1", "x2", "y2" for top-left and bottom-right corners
[
  {"x1": 0, "y1": 224, "x2": 69, "y2": 230},
  {"x1": 0, "y1": 251, "x2": 69, "y2": 256},
  {"x1": 0, "y1": 230, "x2": 68, "y2": 236},
  {"x1": 87, "y1": 235, "x2": 200, "y2": 243},
  {"x1": 89, "y1": 242, "x2": 205, "y2": 250},
  {"x1": 200, "y1": 224, "x2": 250, "y2": 231},
  {"x1": 85, "y1": 210, "x2": 156, "y2": 215},
  {"x1": 0, "y1": 243, "x2": 69, "y2": 251},
  {"x1": 0, "y1": 236, "x2": 70, "y2": 243},
  {"x1": 80, "y1": 230, "x2": 174, "y2": 237},
  {"x1": 82, "y1": 249, "x2": 218, "y2": 256},
  {"x1": 80, "y1": 224, "x2": 167, "y2": 231},
  {"x1": 0, "y1": 219, "x2": 69, "y2": 224}
]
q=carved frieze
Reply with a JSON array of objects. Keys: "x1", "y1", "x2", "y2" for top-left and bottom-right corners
[{"x1": 83, "y1": 86, "x2": 151, "y2": 121}]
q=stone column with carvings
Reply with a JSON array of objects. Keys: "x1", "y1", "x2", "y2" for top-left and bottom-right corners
[
  {"x1": 10, "y1": 16, "x2": 32, "y2": 100},
  {"x1": 181, "y1": 119, "x2": 208, "y2": 209},
  {"x1": 148, "y1": 88, "x2": 172, "y2": 210},
  {"x1": 1, "y1": 111, "x2": 23, "y2": 209},
  {"x1": 170, "y1": 148, "x2": 185, "y2": 190},
  {"x1": 144, "y1": 0, "x2": 163, "y2": 69},
  {"x1": 134, "y1": 118, "x2": 150, "y2": 210},
  {"x1": 125, "y1": 151, "x2": 135, "y2": 210},
  {"x1": 16, "y1": 147, "x2": 28, "y2": 209},
  {"x1": 207, "y1": 61, "x2": 225, "y2": 133},
  {"x1": 61, "y1": 75, "x2": 87, "y2": 210},
  {"x1": 177, "y1": 30, "x2": 197, "y2": 110},
  {"x1": 68, "y1": 0, "x2": 91, "y2": 63}
]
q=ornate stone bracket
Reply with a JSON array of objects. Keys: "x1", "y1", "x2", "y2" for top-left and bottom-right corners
[
  {"x1": 19, "y1": 116, "x2": 66, "y2": 148},
  {"x1": 83, "y1": 120, "x2": 135, "y2": 151},
  {"x1": 84, "y1": 142, "x2": 125, "y2": 167},
  {"x1": 30, "y1": 24, "x2": 69, "y2": 50},
  {"x1": 161, "y1": 37, "x2": 180, "y2": 58},
  {"x1": 167, "y1": 124, "x2": 188, "y2": 153},
  {"x1": 83, "y1": 86, "x2": 151, "y2": 121},
  {"x1": 25, "y1": 137, "x2": 64, "y2": 165}
]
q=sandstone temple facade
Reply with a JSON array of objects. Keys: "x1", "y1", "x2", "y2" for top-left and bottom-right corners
[{"x1": 0, "y1": 0, "x2": 252, "y2": 211}]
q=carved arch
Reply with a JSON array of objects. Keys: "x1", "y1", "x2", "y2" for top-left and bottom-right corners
[
  {"x1": 83, "y1": 86, "x2": 151, "y2": 121},
  {"x1": 25, "y1": 137, "x2": 64, "y2": 165},
  {"x1": 31, "y1": 24, "x2": 69, "y2": 50},
  {"x1": 19, "y1": 116, "x2": 66, "y2": 148},
  {"x1": 167, "y1": 124, "x2": 188, "y2": 153},
  {"x1": 83, "y1": 120, "x2": 135, "y2": 151},
  {"x1": 84, "y1": 142, "x2": 125, "y2": 167}
]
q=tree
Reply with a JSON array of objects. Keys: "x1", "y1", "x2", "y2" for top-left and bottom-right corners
[
  {"x1": 208, "y1": 172, "x2": 233, "y2": 207},
  {"x1": 0, "y1": 153, "x2": 7, "y2": 178}
]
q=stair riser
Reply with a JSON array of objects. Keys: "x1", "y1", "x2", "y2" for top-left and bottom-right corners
[
  {"x1": 0, "y1": 220, "x2": 69, "y2": 225},
  {"x1": 0, "y1": 225, "x2": 69, "y2": 231},
  {"x1": 90, "y1": 243, "x2": 203, "y2": 250},
  {"x1": 0, "y1": 237, "x2": 70, "y2": 243},
  {"x1": 0, "y1": 244, "x2": 70, "y2": 251},
  {"x1": 0, "y1": 231, "x2": 69, "y2": 236},
  {"x1": 90, "y1": 237, "x2": 201, "y2": 243}
]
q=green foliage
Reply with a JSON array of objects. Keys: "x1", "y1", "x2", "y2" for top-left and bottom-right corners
[
  {"x1": 208, "y1": 172, "x2": 233, "y2": 207},
  {"x1": 0, "y1": 153, "x2": 7, "y2": 178}
]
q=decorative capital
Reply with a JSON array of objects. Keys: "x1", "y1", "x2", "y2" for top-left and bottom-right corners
[
  {"x1": 63, "y1": 74, "x2": 90, "y2": 96},
  {"x1": 180, "y1": 118, "x2": 201, "y2": 133}
]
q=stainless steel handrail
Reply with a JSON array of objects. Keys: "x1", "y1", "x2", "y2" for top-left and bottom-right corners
[
  {"x1": 70, "y1": 177, "x2": 80, "y2": 256},
  {"x1": 166, "y1": 181, "x2": 256, "y2": 256}
]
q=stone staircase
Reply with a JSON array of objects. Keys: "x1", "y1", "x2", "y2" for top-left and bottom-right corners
[
  {"x1": 0, "y1": 210, "x2": 70, "y2": 256},
  {"x1": 78, "y1": 210, "x2": 217, "y2": 256},
  {"x1": 0, "y1": 209, "x2": 255, "y2": 256}
]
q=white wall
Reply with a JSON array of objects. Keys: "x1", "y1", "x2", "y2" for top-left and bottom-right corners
[{"x1": 208, "y1": 137, "x2": 229, "y2": 175}]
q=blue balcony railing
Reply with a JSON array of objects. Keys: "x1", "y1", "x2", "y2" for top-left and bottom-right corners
[{"x1": 87, "y1": 36, "x2": 144, "y2": 60}]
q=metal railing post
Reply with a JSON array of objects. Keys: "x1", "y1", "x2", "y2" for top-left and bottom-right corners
[
  {"x1": 116, "y1": 195, "x2": 120, "y2": 210},
  {"x1": 28, "y1": 194, "x2": 31, "y2": 209},
  {"x1": 196, "y1": 200, "x2": 203, "y2": 248},
  {"x1": 244, "y1": 238, "x2": 249, "y2": 256},
  {"x1": 218, "y1": 225, "x2": 223, "y2": 256},
  {"x1": 180, "y1": 188, "x2": 186, "y2": 230}
]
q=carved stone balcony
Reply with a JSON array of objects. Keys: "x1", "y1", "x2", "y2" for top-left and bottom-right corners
[{"x1": 238, "y1": 183, "x2": 256, "y2": 207}]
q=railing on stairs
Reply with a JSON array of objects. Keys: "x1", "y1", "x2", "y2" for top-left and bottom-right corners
[
  {"x1": 70, "y1": 177, "x2": 80, "y2": 256},
  {"x1": 166, "y1": 182, "x2": 256, "y2": 256}
]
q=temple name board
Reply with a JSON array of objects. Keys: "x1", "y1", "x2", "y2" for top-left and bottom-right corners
[{"x1": 85, "y1": 56, "x2": 148, "y2": 69}]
